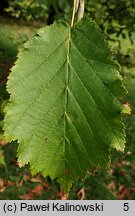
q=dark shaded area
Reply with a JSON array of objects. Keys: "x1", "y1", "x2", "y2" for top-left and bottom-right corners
[
  {"x1": 0, "y1": 0, "x2": 9, "y2": 12},
  {"x1": 47, "y1": 6, "x2": 56, "y2": 25}
]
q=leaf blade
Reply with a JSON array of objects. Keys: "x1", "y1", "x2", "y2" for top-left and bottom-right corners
[{"x1": 4, "y1": 18, "x2": 127, "y2": 192}]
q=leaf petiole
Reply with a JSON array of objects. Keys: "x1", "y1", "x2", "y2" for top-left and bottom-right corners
[{"x1": 71, "y1": 0, "x2": 85, "y2": 28}]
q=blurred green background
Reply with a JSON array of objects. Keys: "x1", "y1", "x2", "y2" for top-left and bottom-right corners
[{"x1": 0, "y1": 0, "x2": 135, "y2": 199}]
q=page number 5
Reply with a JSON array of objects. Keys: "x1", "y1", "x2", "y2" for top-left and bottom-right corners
[{"x1": 123, "y1": 203, "x2": 129, "y2": 211}]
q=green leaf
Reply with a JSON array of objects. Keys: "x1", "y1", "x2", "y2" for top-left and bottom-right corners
[{"x1": 4, "y1": 17, "x2": 127, "y2": 192}]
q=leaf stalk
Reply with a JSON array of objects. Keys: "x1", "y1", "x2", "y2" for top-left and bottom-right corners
[
  {"x1": 71, "y1": 0, "x2": 77, "y2": 28},
  {"x1": 77, "y1": 0, "x2": 85, "y2": 22},
  {"x1": 71, "y1": 0, "x2": 85, "y2": 28}
]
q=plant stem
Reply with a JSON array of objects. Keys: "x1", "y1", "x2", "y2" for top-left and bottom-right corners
[
  {"x1": 71, "y1": 0, "x2": 77, "y2": 28},
  {"x1": 71, "y1": 0, "x2": 85, "y2": 27},
  {"x1": 77, "y1": 0, "x2": 85, "y2": 21}
]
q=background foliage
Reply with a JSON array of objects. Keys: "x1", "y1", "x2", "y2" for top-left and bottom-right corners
[{"x1": 0, "y1": 0, "x2": 135, "y2": 199}]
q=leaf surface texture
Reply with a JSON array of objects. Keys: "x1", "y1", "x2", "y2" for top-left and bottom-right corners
[{"x1": 4, "y1": 18, "x2": 126, "y2": 191}]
